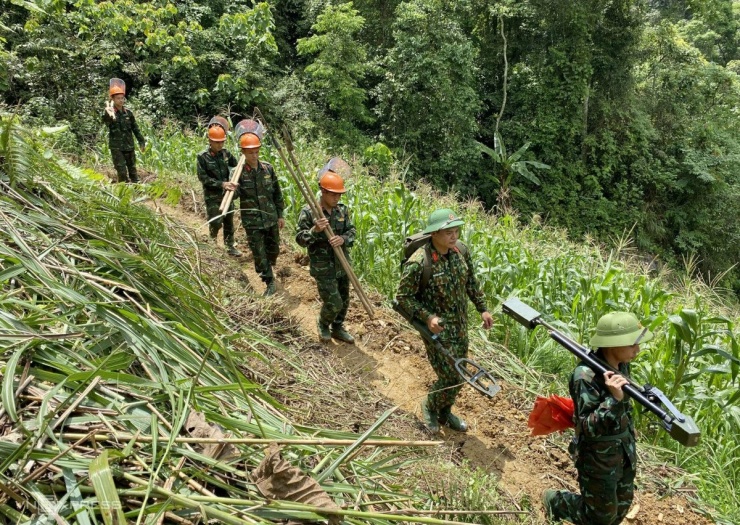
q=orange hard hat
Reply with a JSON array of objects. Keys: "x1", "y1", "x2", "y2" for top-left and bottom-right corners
[
  {"x1": 319, "y1": 171, "x2": 347, "y2": 194},
  {"x1": 208, "y1": 125, "x2": 227, "y2": 142},
  {"x1": 239, "y1": 133, "x2": 261, "y2": 149},
  {"x1": 109, "y1": 78, "x2": 125, "y2": 97}
]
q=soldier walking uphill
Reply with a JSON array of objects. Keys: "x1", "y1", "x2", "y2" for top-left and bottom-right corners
[
  {"x1": 396, "y1": 209, "x2": 493, "y2": 433},
  {"x1": 102, "y1": 78, "x2": 146, "y2": 183},
  {"x1": 196, "y1": 119, "x2": 242, "y2": 257},
  {"x1": 543, "y1": 312, "x2": 654, "y2": 525},
  {"x1": 236, "y1": 124, "x2": 285, "y2": 296},
  {"x1": 295, "y1": 162, "x2": 356, "y2": 344}
]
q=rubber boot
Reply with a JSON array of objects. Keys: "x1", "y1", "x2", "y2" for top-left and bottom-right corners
[
  {"x1": 330, "y1": 324, "x2": 355, "y2": 344},
  {"x1": 317, "y1": 317, "x2": 331, "y2": 343},
  {"x1": 439, "y1": 405, "x2": 468, "y2": 432},
  {"x1": 542, "y1": 489, "x2": 559, "y2": 522},
  {"x1": 420, "y1": 397, "x2": 440, "y2": 434},
  {"x1": 263, "y1": 280, "x2": 276, "y2": 296},
  {"x1": 227, "y1": 245, "x2": 243, "y2": 257}
]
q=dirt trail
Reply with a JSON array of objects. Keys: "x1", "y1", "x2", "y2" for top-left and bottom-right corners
[{"x1": 159, "y1": 198, "x2": 713, "y2": 525}]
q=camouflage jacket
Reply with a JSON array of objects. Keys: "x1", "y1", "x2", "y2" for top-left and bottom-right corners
[
  {"x1": 238, "y1": 161, "x2": 285, "y2": 229},
  {"x1": 396, "y1": 241, "x2": 487, "y2": 343},
  {"x1": 295, "y1": 203, "x2": 355, "y2": 278},
  {"x1": 569, "y1": 360, "x2": 636, "y2": 470},
  {"x1": 102, "y1": 107, "x2": 145, "y2": 151},
  {"x1": 197, "y1": 148, "x2": 238, "y2": 199}
]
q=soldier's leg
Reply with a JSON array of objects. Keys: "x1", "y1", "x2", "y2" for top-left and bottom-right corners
[
  {"x1": 124, "y1": 150, "x2": 139, "y2": 183},
  {"x1": 547, "y1": 458, "x2": 621, "y2": 525},
  {"x1": 331, "y1": 276, "x2": 351, "y2": 326},
  {"x1": 316, "y1": 277, "x2": 344, "y2": 327},
  {"x1": 425, "y1": 341, "x2": 464, "y2": 413},
  {"x1": 613, "y1": 457, "x2": 636, "y2": 524},
  {"x1": 111, "y1": 149, "x2": 128, "y2": 183},
  {"x1": 245, "y1": 229, "x2": 274, "y2": 283},
  {"x1": 222, "y1": 204, "x2": 236, "y2": 246},
  {"x1": 205, "y1": 199, "x2": 224, "y2": 240},
  {"x1": 330, "y1": 276, "x2": 354, "y2": 343},
  {"x1": 265, "y1": 224, "x2": 280, "y2": 267}
]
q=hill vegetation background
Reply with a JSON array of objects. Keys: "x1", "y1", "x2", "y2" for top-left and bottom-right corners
[
  {"x1": 1, "y1": 0, "x2": 739, "y2": 295},
  {"x1": 1, "y1": 0, "x2": 739, "y2": 524}
]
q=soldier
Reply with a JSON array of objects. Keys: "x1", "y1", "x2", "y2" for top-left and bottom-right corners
[
  {"x1": 196, "y1": 118, "x2": 242, "y2": 257},
  {"x1": 295, "y1": 161, "x2": 356, "y2": 344},
  {"x1": 542, "y1": 312, "x2": 653, "y2": 525},
  {"x1": 396, "y1": 209, "x2": 493, "y2": 433},
  {"x1": 102, "y1": 78, "x2": 146, "y2": 183},
  {"x1": 236, "y1": 120, "x2": 285, "y2": 296}
]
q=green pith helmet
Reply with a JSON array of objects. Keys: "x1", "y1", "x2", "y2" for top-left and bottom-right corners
[
  {"x1": 589, "y1": 312, "x2": 654, "y2": 348},
  {"x1": 422, "y1": 208, "x2": 464, "y2": 234}
]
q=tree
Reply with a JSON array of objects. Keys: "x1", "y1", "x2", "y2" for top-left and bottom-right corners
[
  {"x1": 376, "y1": 0, "x2": 481, "y2": 189},
  {"x1": 296, "y1": 2, "x2": 373, "y2": 145},
  {"x1": 477, "y1": 133, "x2": 550, "y2": 213}
]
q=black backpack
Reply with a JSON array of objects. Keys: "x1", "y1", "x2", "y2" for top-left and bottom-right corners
[{"x1": 401, "y1": 232, "x2": 468, "y2": 295}]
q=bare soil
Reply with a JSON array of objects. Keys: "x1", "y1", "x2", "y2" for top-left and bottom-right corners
[{"x1": 157, "y1": 198, "x2": 714, "y2": 525}]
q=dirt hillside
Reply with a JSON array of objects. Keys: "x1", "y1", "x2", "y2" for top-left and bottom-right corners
[{"x1": 158, "y1": 196, "x2": 713, "y2": 525}]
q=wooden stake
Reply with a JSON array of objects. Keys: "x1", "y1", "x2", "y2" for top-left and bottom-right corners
[{"x1": 219, "y1": 154, "x2": 246, "y2": 213}]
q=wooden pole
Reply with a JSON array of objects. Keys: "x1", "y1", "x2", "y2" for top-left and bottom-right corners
[
  {"x1": 218, "y1": 154, "x2": 246, "y2": 213},
  {"x1": 281, "y1": 138, "x2": 375, "y2": 316},
  {"x1": 269, "y1": 134, "x2": 374, "y2": 318}
]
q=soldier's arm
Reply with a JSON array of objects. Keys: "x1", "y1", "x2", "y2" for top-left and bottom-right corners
[
  {"x1": 295, "y1": 208, "x2": 322, "y2": 247},
  {"x1": 463, "y1": 248, "x2": 488, "y2": 313},
  {"x1": 270, "y1": 164, "x2": 285, "y2": 218},
  {"x1": 396, "y1": 260, "x2": 434, "y2": 324},
  {"x1": 570, "y1": 366, "x2": 630, "y2": 439},
  {"x1": 341, "y1": 206, "x2": 356, "y2": 247},
  {"x1": 130, "y1": 111, "x2": 146, "y2": 146},
  {"x1": 102, "y1": 110, "x2": 114, "y2": 125},
  {"x1": 197, "y1": 155, "x2": 223, "y2": 191},
  {"x1": 227, "y1": 151, "x2": 238, "y2": 168}
]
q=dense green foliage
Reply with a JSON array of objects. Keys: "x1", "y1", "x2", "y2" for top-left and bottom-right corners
[{"x1": 2, "y1": 0, "x2": 739, "y2": 292}]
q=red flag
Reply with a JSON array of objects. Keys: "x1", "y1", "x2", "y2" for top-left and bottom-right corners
[{"x1": 528, "y1": 395, "x2": 575, "y2": 436}]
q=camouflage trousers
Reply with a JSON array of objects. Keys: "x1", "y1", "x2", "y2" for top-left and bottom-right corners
[
  {"x1": 244, "y1": 225, "x2": 280, "y2": 283},
  {"x1": 204, "y1": 196, "x2": 235, "y2": 248},
  {"x1": 316, "y1": 275, "x2": 350, "y2": 327},
  {"x1": 111, "y1": 149, "x2": 138, "y2": 183},
  {"x1": 548, "y1": 448, "x2": 635, "y2": 525},
  {"x1": 425, "y1": 336, "x2": 468, "y2": 412}
]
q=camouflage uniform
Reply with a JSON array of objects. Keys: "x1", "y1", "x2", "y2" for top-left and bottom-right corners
[
  {"x1": 238, "y1": 161, "x2": 285, "y2": 284},
  {"x1": 102, "y1": 107, "x2": 145, "y2": 183},
  {"x1": 197, "y1": 148, "x2": 238, "y2": 247},
  {"x1": 295, "y1": 203, "x2": 355, "y2": 327},
  {"x1": 547, "y1": 359, "x2": 636, "y2": 525},
  {"x1": 396, "y1": 241, "x2": 488, "y2": 412}
]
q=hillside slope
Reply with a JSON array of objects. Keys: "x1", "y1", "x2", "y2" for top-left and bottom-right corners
[{"x1": 163, "y1": 198, "x2": 714, "y2": 525}]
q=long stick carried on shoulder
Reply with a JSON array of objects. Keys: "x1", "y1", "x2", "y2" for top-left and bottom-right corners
[{"x1": 253, "y1": 110, "x2": 374, "y2": 318}]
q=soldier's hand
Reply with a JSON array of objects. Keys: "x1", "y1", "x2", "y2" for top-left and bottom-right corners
[
  {"x1": 427, "y1": 316, "x2": 444, "y2": 334},
  {"x1": 105, "y1": 100, "x2": 116, "y2": 119},
  {"x1": 313, "y1": 217, "x2": 329, "y2": 232},
  {"x1": 481, "y1": 311, "x2": 493, "y2": 329},
  {"x1": 329, "y1": 235, "x2": 344, "y2": 247},
  {"x1": 604, "y1": 371, "x2": 629, "y2": 401},
  {"x1": 277, "y1": 218, "x2": 285, "y2": 230},
  {"x1": 222, "y1": 181, "x2": 238, "y2": 191}
]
